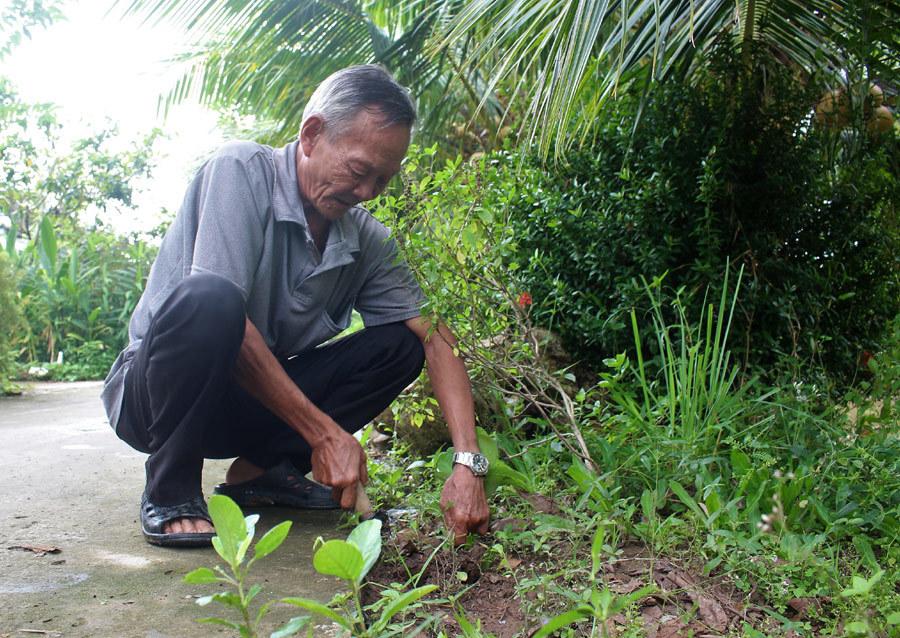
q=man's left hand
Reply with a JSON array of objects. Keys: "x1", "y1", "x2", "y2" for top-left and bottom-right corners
[{"x1": 440, "y1": 464, "x2": 490, "y2": 545}]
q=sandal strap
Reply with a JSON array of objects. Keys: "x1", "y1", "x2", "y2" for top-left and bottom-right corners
[
  {"x1": 141, "y1": 493, "x2": 211, "y2": 534},
  {"x1": 265, "y1": 460, "x2": 319, "y2": 492}
]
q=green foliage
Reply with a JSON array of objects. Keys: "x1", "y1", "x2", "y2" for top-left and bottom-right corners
[
  {"x1": 837, "y1": 568, "x2": 899, "y2": 637},
  {"x1": 533, "y1": 525, "x2": 656, "y2": 638},
  {"x1": 375, "y1": 146, "x2": 597, "y2": 467},
  {"x1": 283, "y1": 519, "x2": 439, "y2": 636},
  {"x1": 185, "y1": 495, "x2": 300, "y2": 638},
  {"x1": 0, "y1": 251, "x2": 22, "y2": 391},
  {"x1": 504, "y1": 46, "x2": 898, "y2": 385},
  {"x1": 0, "y1": 0, "x2": 62, "y2": 59},
  {"x1": 187, "y1": 495, "x2": 438, "y2": 637},
  {"x1": 1, "y1": 73, "x2": 159, "y2": 373}
]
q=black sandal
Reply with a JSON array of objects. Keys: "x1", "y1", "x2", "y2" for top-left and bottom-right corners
[
  {"x1": 213, "y1": 460, "x2": 338, "y2": 510},
  {"x1": 140, "y1": 492, "x2": 215, "y2": 547}
]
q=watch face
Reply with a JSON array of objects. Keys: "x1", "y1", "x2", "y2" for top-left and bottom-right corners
[{"x1": 472, "y1": 454, "x2": 489, "y2": 475}]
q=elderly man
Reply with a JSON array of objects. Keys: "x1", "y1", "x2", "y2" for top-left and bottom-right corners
[{"x1": 102, "y1": 65, "x2": 490, "y2": 547}]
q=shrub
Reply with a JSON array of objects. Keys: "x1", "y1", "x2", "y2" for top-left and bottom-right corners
[
  {"x1": 0, "y1": 251, "x2": 22, "y2": 391},
  {"x1": 504, "y1": 47, "x2": 898, "y2": 386}
]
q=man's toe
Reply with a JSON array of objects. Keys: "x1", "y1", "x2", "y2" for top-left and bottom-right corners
[{"x1": 163, "y1": 518, "x2": 213, "y2": 534}]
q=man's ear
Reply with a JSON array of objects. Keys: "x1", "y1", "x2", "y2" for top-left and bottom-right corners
[{"x1": 299, "y1": 115, "x2": 325, "y2": 157}]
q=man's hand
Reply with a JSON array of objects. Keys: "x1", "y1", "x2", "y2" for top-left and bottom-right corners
[
  {"x1": 310, "y1": 427, "x2": 368, "y2": 510},
  {"x1": 440, "y1": 464, "x2": 490, "y2": 545}
]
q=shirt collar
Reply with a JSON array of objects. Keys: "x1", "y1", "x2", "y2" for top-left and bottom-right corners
[{"x1": 272, "y1": 140, "x2": 360, "y2": 259}]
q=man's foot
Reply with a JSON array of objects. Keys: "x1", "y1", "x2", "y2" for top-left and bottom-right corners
[
  {"x1": 163, "y1": 517, "x2": 214, "y2": 535},
  {"x1": 225, "y1": 457, "x2": 266, "y2": 485},
  {"x1": 140, "y1": 493, "x2": 215, "y2": 547}
]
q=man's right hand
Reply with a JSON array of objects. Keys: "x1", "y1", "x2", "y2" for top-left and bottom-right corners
[
  {"x1": 234, "y1": 318, "x2": 368, "y2": 511},
  {"x1": 310, "y1": 426, "x2": 368, "y2": 510}
]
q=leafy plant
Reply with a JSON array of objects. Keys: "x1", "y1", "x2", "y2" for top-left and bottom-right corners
[
  {"x1": 0, "y1": 251, "x2": 22, "y2": 392},
  {"x1": 838, "y1": 568, "x2": 900, "y2": 637},
  {"x1": 533, "y1": 525, "x2": 655, "y2": 638},
  {"x1": 283, "y1": 519, "x2": 438, "y2": 636},
  {"x1": 183, "y1": 494, "x2": 301, "y2": 638}
]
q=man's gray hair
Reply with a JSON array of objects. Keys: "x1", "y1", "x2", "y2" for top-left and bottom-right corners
[{"x1": 301, "y1": 65, "x2": 417, "y2": 137}]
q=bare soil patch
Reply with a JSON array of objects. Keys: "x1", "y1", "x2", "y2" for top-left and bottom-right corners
[{"x1": 363, "y1": 522, "x2": 811, "y2": 637}]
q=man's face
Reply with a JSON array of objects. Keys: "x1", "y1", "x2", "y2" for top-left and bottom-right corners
[{"x1": 297, "y1": 108, "x2": 410, "y2": 221}]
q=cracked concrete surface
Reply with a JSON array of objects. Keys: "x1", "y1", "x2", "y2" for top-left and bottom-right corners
[{"x1": 1, "y1": 382, "x2": 343, "y2": 637}]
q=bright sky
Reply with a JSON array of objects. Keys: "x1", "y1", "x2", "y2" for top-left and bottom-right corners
[{"x1": 1, "y1": 0, "x2": 224, "y2": 235}]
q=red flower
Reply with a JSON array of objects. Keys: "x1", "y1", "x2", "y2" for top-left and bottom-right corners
[
  {"x1": 860, "y1": 350, "x2": 875, "y2": 370},
  {"x1": 517, "y1": 292, "x2": 533, "y2": 308}
]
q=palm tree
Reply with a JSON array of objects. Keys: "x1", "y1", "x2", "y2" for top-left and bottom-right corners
[
  {"x1": 435, "y1": 0, "x2": 896, "y2": 156},
  {"x1": 119, "y1": 0, "x2": 505, "y2": 149},
  {"x1": 119, "y1": 0, "x2": 896, "y2": 156}
]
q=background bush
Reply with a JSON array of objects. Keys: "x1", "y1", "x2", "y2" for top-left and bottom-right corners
[
  {"x1": 0, "y1": 251, "x2": 22, "y2": 390},
  {"x1": 503, "y1": 47, "x2": 898, "y2": 386}
]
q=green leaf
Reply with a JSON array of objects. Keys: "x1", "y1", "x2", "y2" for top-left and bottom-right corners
[
  {"x1": 246, "y1": 583, "x2": 262, "y2": 605},
  {"x1": 475, "y1": 427, "x2": 499, "y2": 461},
  {"x1": 208, "y1": 494, "x2": 249, "y2": 566},
  {"x1": 254, "y1": 520, "x2": 292, "y2": 561},
  {"x1": 5, "y1": 222, "x2": 17, "y2": 256},
  {"x1": 197, "y1": 591, "x2": 243, "y2": 609},
  {"x1": 532, "y1": 609, "x2": 590, "y2": 638},
  {"x1": 669, "y1": 481, "x2": 706, "y2": 521},
  {"x1": 281, "y1": 597, "x2": 351, "y2": 630},
  {"x1": 211, "y1": 536, "x2": 228, "y2": 563},
  {"x1": 312, "y1": 539, "x2": 364, "y2": 583},
  {"x1": 346, "y1": 519, "x2": 382, "y2": 582},
  {"x1": 196, "y1": 617, "x2": 242, "y2": 629},
  {"x1": 851, "y1": 536, "x2": 878, "y2": 571},
  {"x1": 730, "y1": 449, "x2": 751, "y2": 476},
  {"x1": 886, "y1": 611, "x2": 900, "y2": 625},
  {"x1": 38, "y1": 215, "x2": 57, "y2": 275},
  {"x1": 844, "y1": 620, "x2": 869, "y2": 634},
  {"x1": 270, "y1": 615, "x2": 311, "y2": 638},
  {"x1": 373, "y1": 584, "x2": 438, "y2": 631},
  {"x1": 235, "y1": 513, "x2": 260, "y2": 565},
  {"x1": 183, "y1": 567, "x2": 219, "y2": 584},
  {"x1": 590, "y1": 524, "x2": 606, "y2": 579},
  {"x1": 841, "y1": 570, "x2": 883, "y2": 597}
]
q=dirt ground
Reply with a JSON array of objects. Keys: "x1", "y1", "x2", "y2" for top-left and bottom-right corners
[{"x1": 364, "y1": 516, "x2": 817, "y2": 637}]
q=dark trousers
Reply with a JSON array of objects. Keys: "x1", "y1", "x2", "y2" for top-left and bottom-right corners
[{"x1": 116, "y1": 273, "x2": 425, "y2": 506}]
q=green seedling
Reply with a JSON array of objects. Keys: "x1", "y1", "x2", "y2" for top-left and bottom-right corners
[
  {"x1": 839, "y1": 569, "x2": 899, "y2": 636},
  {"x1": 183, "y1": 494, "x2": 304, "y2": 638},
  {"x1": 283, "y1": 518, "x2": 438, "y2": 636},
  {"x1": 533, "y1": 525, "x2": 656, "y2": 638}
]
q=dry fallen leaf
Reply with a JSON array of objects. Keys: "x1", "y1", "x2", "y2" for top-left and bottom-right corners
[{"x1": 8, "y1": 544, "x2": 61, "y2": 557}]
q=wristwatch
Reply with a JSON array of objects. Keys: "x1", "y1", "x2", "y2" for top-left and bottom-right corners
[{"x1": 452, "y1": 451, "x2": 489, "y2": 477}]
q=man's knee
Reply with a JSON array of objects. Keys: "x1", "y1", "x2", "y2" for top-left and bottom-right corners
[
  {"x1": 373, "y1": 322, "x2": 425, "y2": 375},
  {"x1": 156, "y1": 273, "x2": 246, "y2": 349}
]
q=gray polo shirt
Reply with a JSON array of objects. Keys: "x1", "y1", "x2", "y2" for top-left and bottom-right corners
[{"x1": 101, "y1": 140, "x2": 424, "y2": 432}]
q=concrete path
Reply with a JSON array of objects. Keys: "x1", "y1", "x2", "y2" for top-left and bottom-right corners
[{"x1": 0, "y1": 382, "x2": 343, "y2": 637}]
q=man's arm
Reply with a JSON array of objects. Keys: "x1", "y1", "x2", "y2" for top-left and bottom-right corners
[
  {"x1": 232, "y1": 318, "x2": 366, "y2": 509},
  {"x1": 404, "y1": 316, "x2": 490, "y2": 544}
]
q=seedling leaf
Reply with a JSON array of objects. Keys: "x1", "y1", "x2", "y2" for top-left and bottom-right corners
[
  {"x1": 532, "y1": 609, "x2": 589, "y2": 637},
  {"x1": 184, "y1": 567, "x2": 219, "y2": 584},
  {"x1": 347, "y1": 518, "x2": 382, "y2": 581},
  {"x1": 208, "y1": 495, "x2": 248, "y2": 565},
  {"x1": 374, "y1": 584, "x2": 438, "y2": 630},
  {"x1": 196, "y1": 617, "x2": 242, "y2": 629},
  {"x1": 254, "y1": 521, "x2": 292, "y2": 561},
  {"x1": 270, "y1": 615, "x2": 311, "y2": 638},
  {"x1": 312, "y1": 539, "x2": 364, "y2": 582},
  {"x1": 281, "y1": 597, "x2": 352, "y2": 629}
]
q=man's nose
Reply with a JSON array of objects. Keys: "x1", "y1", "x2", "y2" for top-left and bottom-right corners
[{"x1": 352, "y1": 177, "x2": 378, "y2": 202}]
